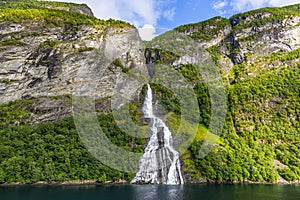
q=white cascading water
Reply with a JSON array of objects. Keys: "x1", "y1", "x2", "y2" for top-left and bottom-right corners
[{"x1": 131, "y1": 84, "x2": 184, "y2": 184}]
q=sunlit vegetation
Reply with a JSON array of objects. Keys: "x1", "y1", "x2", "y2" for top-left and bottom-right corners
[
  {"x1": 0, "y1": 116, "x2": 137, "y2": 183},
  {"x1": 190, "y1": 66, "x2": 300, "y2": 182},
  {"x1": 175, "y1": 16, "x2": 230, "y2": 41},
  {"x1": 40, "y1": 39, "x2": 59, "y2": 48},
  {"x1": 112, "y1": 59, "x2": 130, "y2": 73},
  {"x1": 0, "y1": 97, "x2": 146, "y2": 183},
  {"x1": 0, "y1": 0, "x2": 132, "y2": 28},
  {"x1": 230, "y1": 6, "x2": 300, "y2": 31},
  {"x1": 0, "y1": 38, "x2": 27, "y2": 46},
  {"x1": 78, "y1": 47, "x2": 95, "y2": 52}
]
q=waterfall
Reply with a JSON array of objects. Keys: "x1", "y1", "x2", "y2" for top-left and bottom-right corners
[
  {"x1": 142, "y1": 84, "x2": 153, "y2": 118},
  {"x1": 131, "y1": 84, "x2": 184, "y2": 185}
]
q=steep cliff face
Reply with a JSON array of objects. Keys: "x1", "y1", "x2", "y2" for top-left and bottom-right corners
[
  {"x1": 229, "y1": 12, "x2": 300, "y2": 64},
  {"x1": 0, "y1": 0, "x2": 145, "y2": 123},
  {"x1": 0, "y1": 25, "x2": 144, "y2": 102},
  {"x1": 174, "y1": 16, "x2": 232, "y2": 49},
  {"x1": 41, "y1": 2, "x2": 94, "y2": 16},
  {"x1": 175, "y1": 6, "x2": 300, "y2": 66}
]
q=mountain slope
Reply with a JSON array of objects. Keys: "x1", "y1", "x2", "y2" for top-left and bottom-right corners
[
  {"x1": 0, "y1": 1, "x2": 299, "y2": 183},
  {"x1": 0, "y1": 0, "x2": 146, "y2": 183},
  {"x1": 149, "y1": 4, "x2": 300, "y2": 183}
]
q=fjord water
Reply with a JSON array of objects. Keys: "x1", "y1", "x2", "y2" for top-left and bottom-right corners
[
  {"x1": 132, "y1": 84, "x2": 183, "y2": 184},
  {"x1": 1, "y1": 184, "x2": 299, "y2": 200}
]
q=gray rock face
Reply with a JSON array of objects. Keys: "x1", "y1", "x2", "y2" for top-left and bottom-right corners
[
  {"x1": 42, "y1": 3, "x2": 94, "y2": 16},
  {"x1": 172, "y1": 11, "x2": 299, "y2": 68},
  {"x1": 1, "y1": 5, "x2": 299, "y2": 124},
  {"x1": 0, "y1": 22, "x2": 24, "y2": 35},
  {"x1": 236, "y1": 16, "x2": 300, "y2": 56},
  {"x1": 0, "y1": 21, "x2": 146, "y2": 120},
  {"x1": 70, "y1": 4, "x2": 94, "y2": 16},
  {"x1": 199, "y1": 25, "x2": 232, "y2": 49},
  {"x1": 228, "y1": 15, "x2": 300, "y2": 64}
]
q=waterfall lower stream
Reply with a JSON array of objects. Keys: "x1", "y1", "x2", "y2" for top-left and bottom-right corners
[{"x1": 131, "y1": 84, "x2": 184, "y2": 185}]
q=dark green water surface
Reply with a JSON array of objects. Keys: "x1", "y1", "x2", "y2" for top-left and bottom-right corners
[{"x1": 0, "y1": 184, "x2": 299, "y2": 200}]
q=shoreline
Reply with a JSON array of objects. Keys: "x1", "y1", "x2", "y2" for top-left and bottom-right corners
[
  {"x1": 0, "y1": 180, "x2": 299, "y2": 186},
  {"x1": 0, "y1": 180, "x2": 127, "y2": 187}
]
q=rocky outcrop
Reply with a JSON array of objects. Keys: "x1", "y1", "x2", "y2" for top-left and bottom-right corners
[
  {"x1": 42, "y1": 3, "x2": 94, "y2": 16},
  {"x1": 0, "y1": 3, "x2": 147, "y2": 123},
  {"x1": 174, "y1": 9, "x2": 300, "y2": 67},
  {"x1": 175, "y1": 17, "x2": 232, "y2": 49},
  {"x1": 0, "y1": 24, "x2": 145, "y2": 103},
  {"x1": 231, "y1": 15, "x2": 300, "y2": 60},
  {"x1": 2, "y1": 3, "x2": 299, "y2": 108}
]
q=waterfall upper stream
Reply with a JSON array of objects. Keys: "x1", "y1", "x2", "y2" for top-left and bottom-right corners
[{"x1": 131, "y1": 84, "x2": 184, "y2": 185}]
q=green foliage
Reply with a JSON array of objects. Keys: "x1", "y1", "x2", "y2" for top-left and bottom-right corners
[
  {"x1": 0, "y1": 31, "x2": 43, "y2": 48},
  {"x1": 278, "y1": 168, "x2": 299, "y2": 181},
  {"x1": 226, "y1": 48, "x2": 300, "y2": 83},
  {"x1": 97, "y1": 114, "x2": 145, "y2": 153},
  {"x1": 191, "y1": 66, "x2": 300, "y2": 182},
  {"x1": 156, "y1": 50, "x2": 180, "y2": 64},
  {"x1": 175, "y1": 16, "x2": 230, "y2": 41},
  {"x1": 194, "y1": 82, "x2": 211, "y2": 127},
  {"x1": 78, "y1": 47, "x2": 95, "y2": 52},
  {"x1": 0, "y1": 93, "x2": 146, "y2": 183},
  {"x1": 194, "y1": 136, "x2": 279, "y2": 182},
  {"x1": 265, "y1": 48, "x2": 300, "y2": 62},
  {"x1": 0, "y1": 99, "x2": 35, "y2": 126},
  {"x1": 0, "y1": 1, "x2": 132, "y2": 28},
  {"x1": 232, "y1": 64, "x2": 246, "y2": 81},
  {"x1": 171, "y1": 64, "x2": 211, "y2": 126},
  {"x1": 150, "y1": 83, "x2": 181, "y2": 115},
  {"x1": 0, "y1": 115, "x2": 138, "y2": 183},
  {"x1": 40, "y1": 39, "x2": 59, "y2": 48},
  {"x1": 174, "y1": 64, "x2": 201, "y2": 82},
  {"x1": 0, "y1": 38, "x2": 27, "y2": 46},
  {"x1": 206, "y1": 45, "x2": 222, "y2": 63},
  {"x1": 112, "y1": 59, "x2": 130, "y2": 73},
  {"x1": 237, "y1": 33, "x2": 259, "y2": 42},
  {"x1": 284, "y1": 4, "x2": 300, "y2": 13},
  {"x1": 230, "y1": 6, "x2": 300, "y2": 31}
]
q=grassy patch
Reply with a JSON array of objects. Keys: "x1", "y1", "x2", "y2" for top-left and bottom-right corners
[
  {"x1": 112, "y1": 59, "x2": 130, "y2": 73},
  {"x1": 78, "y1": 47, "x2": 95, "y2": 52},
  {"x1": 237, "y1": 33, "x2": 259, "y2": 42},
  {"x1": 265, "y1": 48, "x2": 300, "y2": 62},
  {"x1": 0, "y1": 38, "x2": 27, "y2": 46},
  {"x1": 40, "y1": 39, "x2": 59, "y2": 48}
]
